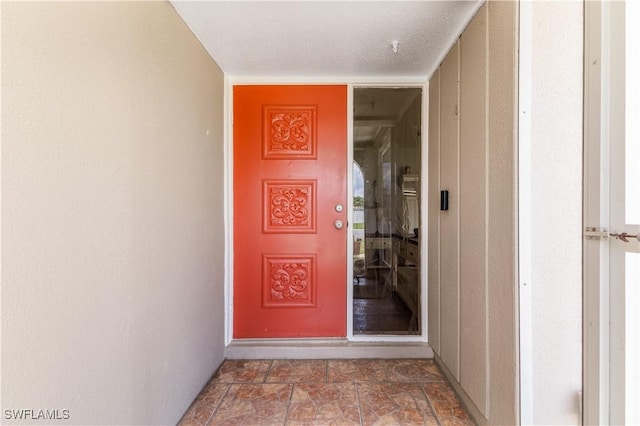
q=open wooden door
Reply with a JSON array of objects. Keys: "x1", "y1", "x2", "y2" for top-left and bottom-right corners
[
  {"x1": 233, "y1": 85, "x2": 347, "y2": 338},
  {"x1": 584, "y1": 2, "x2": 640, "y2": 423}
]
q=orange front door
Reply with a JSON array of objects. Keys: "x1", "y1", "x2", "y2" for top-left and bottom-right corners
[{"x1": 233, "y1": 85, "x2": 347, "y2": 338}]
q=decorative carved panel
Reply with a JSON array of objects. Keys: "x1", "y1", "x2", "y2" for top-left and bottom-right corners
[
  {"x1": 263, "y1": 180, "x2": 317, "y2": 233},
  {"x1": 262, "y1": 255, "x2": 316, "y2": 307},
  {"x1": 263, "y1": 106, "x2": 317, "y2": 159}
]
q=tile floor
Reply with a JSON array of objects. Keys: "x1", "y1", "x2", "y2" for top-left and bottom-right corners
[{"x1": 179, "y1": 359, "x2": 475, "y2": 426}]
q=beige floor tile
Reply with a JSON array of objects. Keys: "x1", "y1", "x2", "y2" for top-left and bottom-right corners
[
  {"x1": 211, "y1": 360, "x2": 272, "y2": 383},
  {"x1": 357, "y1": 382, "x2": 438, "y2": 426},
  {"x1": 327, "y1": 359, "x2": 387, "y2": 383},
  {"x1": 286, "y1": 383, "x2": 360, "y2": 425},
  {"x1": 266, "y1": 359, "x2": 327, "y2": 383},
  {"x1": 422, "y1": 381, "x2": 459, "y2": 404},
  {"x1": 208, "y1": 383, "x2": 293, "y2": 425},
  {"x1": 429, "y1": 399, "x2": 474, "y2": 426},
  {"x1": 382, "y1": 359, "x2": 445, "y2": 382},
  {"x1": 179, "y1": 383, "x2": 229, "y2": 426}
]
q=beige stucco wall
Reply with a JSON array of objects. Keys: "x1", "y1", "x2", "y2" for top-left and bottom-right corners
[
  {"x1": 1, "y1": 2, "x2": 225, "y2": 424},
  {"x1": 428, "y1": 2, "x2": 518, "y2": 424}
]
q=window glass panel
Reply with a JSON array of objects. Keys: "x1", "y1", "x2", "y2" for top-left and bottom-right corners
[{"x1": 352, "y1": 87, "x2": 421, "y2": 335}]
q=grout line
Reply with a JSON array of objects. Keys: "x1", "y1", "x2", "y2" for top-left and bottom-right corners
[
  {"x1": 411, "y1": 391, "x2": 435, "y2": 426},
  {"x1": 283, "y1": 383, "x2": 295, "y2": 426},
  {"x1": 355, "y1": 383, "x2": 364, "y2": 426},
  {"x1": 420, "y1": 383, "x2": 443, "y2": 426},
  {"x1": 204, "y1": 384, "x2": 232, "y2": 426},
  {"x1": 263, "y1": 359, "x2": 274, "y2": 383}
]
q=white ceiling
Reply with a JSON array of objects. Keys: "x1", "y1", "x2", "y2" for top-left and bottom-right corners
[{"x1": 171, "y1": 1, "x2": 482, "y2": 78}]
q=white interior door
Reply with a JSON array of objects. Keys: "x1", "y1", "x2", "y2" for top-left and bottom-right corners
[{"x1": 584, "y1": 1, "x2": 640, "y2": 424}]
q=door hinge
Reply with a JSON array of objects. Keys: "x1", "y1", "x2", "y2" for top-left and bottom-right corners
[{"x1": 584, "y1": 227, "x2": 609, "y2": 240}]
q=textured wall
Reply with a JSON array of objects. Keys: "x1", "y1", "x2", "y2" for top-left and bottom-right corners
[
  {"x1": 529, "y1": 1, "x2": 583, "y2": 424},
  {"x1": 2, "y1": 2, "x2": 225, "y2": 424}
]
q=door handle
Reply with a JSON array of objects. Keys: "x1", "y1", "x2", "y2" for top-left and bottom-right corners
[
  {"x1": 334, "y1": 220, "x2": 344, "y2": 230},
  {"x1": 609, "y1": 232, "x2": 639, "y2": 243}
]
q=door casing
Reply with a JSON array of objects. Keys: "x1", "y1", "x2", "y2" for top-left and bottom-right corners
[{"x1": 223, "y1": 79, "x2": 429, "y2": 345}]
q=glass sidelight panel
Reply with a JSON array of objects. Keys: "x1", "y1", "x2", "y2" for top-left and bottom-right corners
[{"x1": 352, "y1": 87, "x2": 422, "y2": 335}]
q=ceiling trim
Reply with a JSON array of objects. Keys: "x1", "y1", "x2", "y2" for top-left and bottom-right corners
[{"x1": 227, "y1": 76, "x2": 427, "y2": 85}]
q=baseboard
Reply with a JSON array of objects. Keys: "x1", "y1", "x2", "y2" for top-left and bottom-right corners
[
  {"x1": 434, "y1": 353, "x2": 489, "y2": 425},
  {"x1": 225, "y1": 338, "x2": 434, "y2": 359}
]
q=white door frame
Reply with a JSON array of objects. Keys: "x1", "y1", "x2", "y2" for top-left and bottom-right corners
[
  {"x1": 583, "y1": 2, "x2": 609, "y2": 423},
  {"x1": 223, "y1": 77, "x2": 431, "y2": 353},
  {"x1": 347, "y1": 82, "x2": 428, "y2": 343}
]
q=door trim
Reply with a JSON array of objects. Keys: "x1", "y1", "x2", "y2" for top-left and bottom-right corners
[
  {"x1": 224, "y1": 77, "x2": 429, "y2": 347},
  {"x1": 583, "y1": 1, "x2": 612, "y2": 423},
  {"x1": 583, "y1": 2, "x2": 606, "y2": 422}
]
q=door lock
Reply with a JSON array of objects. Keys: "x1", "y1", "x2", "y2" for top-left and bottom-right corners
[{"x1": 334, "y1": 220, "x2": 344, "y2": 229}]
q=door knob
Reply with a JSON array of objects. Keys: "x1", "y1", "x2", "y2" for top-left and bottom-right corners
[
  {"x1": 334, "y1": 220, "x2": 344, "y2": 229},
  {"x1": 335, "y1": 204, "x2": 344, "y2": 212}
]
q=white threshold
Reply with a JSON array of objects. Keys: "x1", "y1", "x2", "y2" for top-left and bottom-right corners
[{"x1": 225, "y1": 338, "x2": 434, "y2": 359}]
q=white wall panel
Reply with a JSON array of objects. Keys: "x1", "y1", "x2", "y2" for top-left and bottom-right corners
[{"x1": 529, "y1": 1, "x2": 583, "y2": 423}]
